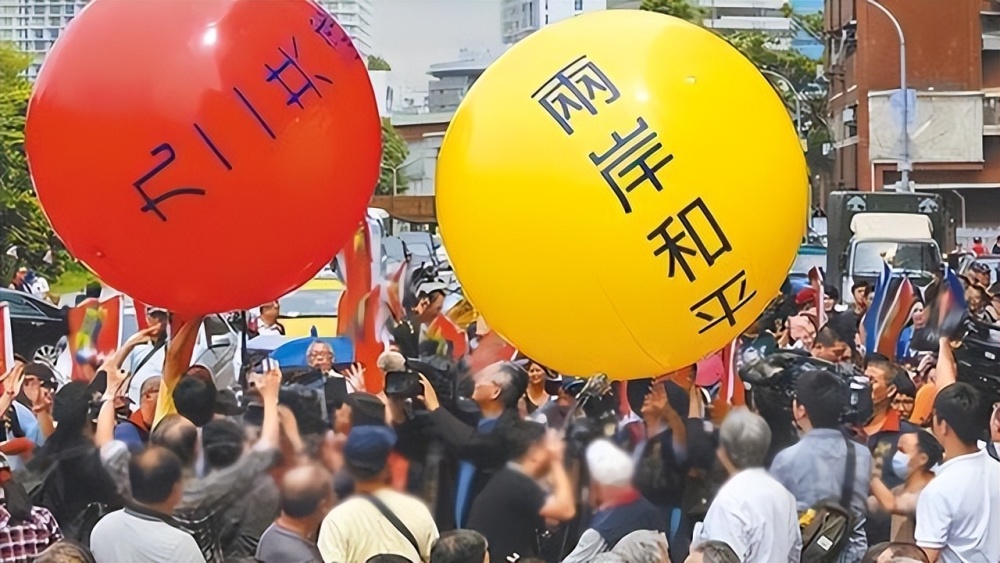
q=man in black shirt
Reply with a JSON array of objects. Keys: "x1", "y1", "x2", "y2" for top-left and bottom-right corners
[{"x1": 466, "y1": 420, "x2": 575, "y2": 562}]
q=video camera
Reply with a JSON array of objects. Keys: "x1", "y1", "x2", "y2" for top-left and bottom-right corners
[{"x1": 739, "y1": 351, "x2": 873, "y2": 427}]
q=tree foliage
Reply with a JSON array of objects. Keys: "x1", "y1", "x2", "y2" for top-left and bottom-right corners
[
  {"x1": 377, "y1": 118, "x2": 409, "y2": 196},
  {"x1": 640, "y1": 0, "x2": 832, "y2": 185},
  {"x1": 367, "y1": 55, "x2": 391, "y2": 71},
  {"x1": 639, "y1": 0, "x2": 704, "y2": 21},
  {"x1": 0, "y1": 43, "x2": 66, "y2": 285}
]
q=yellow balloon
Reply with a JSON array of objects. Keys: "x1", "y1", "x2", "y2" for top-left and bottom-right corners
[{"x1": 436, "y1": 10, "x2": 807, "y2": 380}]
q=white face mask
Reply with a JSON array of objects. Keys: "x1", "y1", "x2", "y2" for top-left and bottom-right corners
[{"x1": 892, "y1": 451, "x2": 910, "y2": 480}]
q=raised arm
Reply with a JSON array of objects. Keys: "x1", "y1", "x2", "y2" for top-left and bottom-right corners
[{"x1": 153, "y1": 316, "x2": 203, "y2": 426}]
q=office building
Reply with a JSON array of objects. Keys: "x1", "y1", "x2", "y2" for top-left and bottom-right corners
[
  {"x1": 426, "y1": 49, "x2": 499, "y2": 113},
  {"x1": 317, "y1": 0, "x2": 374, "y2": 58},
  {"x1": 826, "y1": 0, "x2": 1000, "y2": 229},
  {"x1": 502, "y1": 0, "x2": 607, "y2": 44},
  {"x1": 0, "y1": 0, "x2": 87, "y2": 80}
]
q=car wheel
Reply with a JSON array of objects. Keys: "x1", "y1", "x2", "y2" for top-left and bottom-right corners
[{"x1": 32, "y1": 344, "x2": 60, "y2": 366}]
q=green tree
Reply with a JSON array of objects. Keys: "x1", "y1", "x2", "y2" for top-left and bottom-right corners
[
  {"x1": 639, "y1": 0, "x2": 704, "y2": 21},
  {"x1": 377, "y1": 118, "x2": 409, "y2": 196},
  {"x1": 641, "y1": 1, "x2": 832, "y2": 190},
  {"x1": 0, "y1": 43, "x2": 66, "y2": 285},
  {"x1": 367, "y1": 55, "x2": 391, "y2": 71}
]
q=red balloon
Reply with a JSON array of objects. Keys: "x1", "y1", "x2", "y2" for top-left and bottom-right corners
[{"x1": 26, "y1": 0, "x2": 380, "y2": 315}]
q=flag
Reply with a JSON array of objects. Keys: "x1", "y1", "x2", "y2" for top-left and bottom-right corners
[
  {"x1": 67, "y1": 295, "x2": 123, "y2": 382},
  {"x1": 336, "y1": 221, "x2": 373, "y2": 339},
  {"x1": 425, "y1": 313, "x2": 469, "y2": 360},
  {"x1": 4, "y1": 246, "x2": 17, "y2": 258},
  {"x1": 875, "y1": 276, "x2": 919, "y2": 360},
  {"x1": 384, "y1": 259, "x2": 408, "y2": 322},
  {"x1": 808, "y1": 266, "x2": 827, "y2": 329},
  {"x1": 446, "y1": 299, "x2": 477, "y2": 331},
  {"x1": 355, "y1": 286, "x2": 386, "y2": 392},
  {"x1": 862, "y1": 261, "x2": 893, "y2": 354},
  {"x1": 0, "y1": 303, "x2": 12, "y2": 376},
  {"x1": 468, "y1": 330, "x2": 517, "y2": 374},
  {"x1": 929, "y1": 267, "x2": 968, "y2": 335}
]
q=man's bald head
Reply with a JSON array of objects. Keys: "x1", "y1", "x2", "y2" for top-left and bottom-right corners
[
  {"x1": 280, "y1": 463, "x2": 333, "y2": 518},
  {"x1": 150, "y1": 414, "x2": 198, "y2": 468}
]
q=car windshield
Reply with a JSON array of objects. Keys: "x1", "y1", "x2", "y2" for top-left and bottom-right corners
[
  {"x1": 279, "y1": 289, "x2": 342, "y2": 317},
  {"x1": 383, "y1": 238, "x2": 405, "y2": 261},
  {"x1": 790, "y1": 252, "x2": 826, "y2": 275},
  {"x1": 853, "y1": 241, "x2": 940, "y2": 275},
  {"x1": 408, "y1": 242, "x2": 433, "y2": 259}
]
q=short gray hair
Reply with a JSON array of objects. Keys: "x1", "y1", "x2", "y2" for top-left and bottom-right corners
[
  {"x1": 695, "y1": 541, "x2": 740, "y2": 563},
  {"x1": 719, "y1": 407, "x2": 771, "y2": 470}
]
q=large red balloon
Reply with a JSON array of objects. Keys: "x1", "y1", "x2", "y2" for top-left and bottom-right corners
[{"x1": 26, "y1": 0, "x2": 380, "y2": 315}]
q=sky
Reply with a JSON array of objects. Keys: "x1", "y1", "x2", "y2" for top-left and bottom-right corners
[{"x1": 372, "y1": 0, "x2": 504, "y2": 90}]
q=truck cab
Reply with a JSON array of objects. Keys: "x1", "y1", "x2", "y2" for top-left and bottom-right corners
[{"x1": 827, "y1": 191, "x2": 954, "y2": 305}]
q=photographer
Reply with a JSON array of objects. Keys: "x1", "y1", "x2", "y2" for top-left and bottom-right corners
[
  {"x1": 769, "y1": 370, "x2": 873, "y2": 563},
  {"x1": 403, "y1": 361, "x2": 527, "y2": 530}
]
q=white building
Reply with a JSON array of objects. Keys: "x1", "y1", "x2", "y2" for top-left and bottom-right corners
[
  {"x1": 608, "y1": 0, "x2": 792, "y2": 34},
  {"x1": 501, "y1": 0, "x2": 607, "y2": 44},
  {"x1": 0, "y1": 0, "x2": 87, "y2": 80},
  {"x1": 317, "y1": 0, "x2": 374, "y2": 58}
]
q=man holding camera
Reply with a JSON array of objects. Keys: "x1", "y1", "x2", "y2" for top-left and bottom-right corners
[
  {"x1": 769, "y1": 370, "x2": 873, "y2": 563},
  {"x1": 406, "y1": 361, "x2": 527, "y2": 530},
  {"x1": 391, "y1": 286, "x2": 446, "y2": 359}
]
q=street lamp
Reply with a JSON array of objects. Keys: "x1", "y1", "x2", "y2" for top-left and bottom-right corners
[
  {"x1": 866, "y1": 0, "x2": 911, "y2": 192},
  {"x1": 759, "y1": 69, "x2": 804, "y2": 149},
  {"x1": 381, "y1": 156, "x2": 422, "y2": 198}
]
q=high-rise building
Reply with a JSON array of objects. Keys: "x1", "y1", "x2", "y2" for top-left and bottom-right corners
[
  {"x1": 0, "y1": 0, "x2": 88, "y2": 80},
  {"x1": 501, "y1": 0, "x2": 607, "y2": 44},
  {"x1": 317, "y1": 0, "x2": 374, "y2": 58}
]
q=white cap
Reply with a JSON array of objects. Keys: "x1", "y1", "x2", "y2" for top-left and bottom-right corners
[{"x1": 586, "y1": 439, "x2": 634, "y2": 488}]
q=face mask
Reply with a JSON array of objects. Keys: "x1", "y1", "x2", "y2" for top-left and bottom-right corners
[{"x1": 892, "y1": 451, "x2": 910, "y2": 480}]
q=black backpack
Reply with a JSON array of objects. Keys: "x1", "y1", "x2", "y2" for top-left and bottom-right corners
[{"x1": 799, "y1": 431, "x2": 856, "y2": 563}]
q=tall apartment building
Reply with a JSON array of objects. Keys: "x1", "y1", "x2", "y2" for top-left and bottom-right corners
[
  {"x1": 502, "y1": 0, "x2": 607, "y2": 44},
  {"x1": 0, "y1": 0, "x2": 87, "y2": 80},
  {"x1": 317, "y1": 0, "x2": 374, "y2": 58},
  {"x1": 825, "y1": 0, "x2": 1000, "y2": 228}
]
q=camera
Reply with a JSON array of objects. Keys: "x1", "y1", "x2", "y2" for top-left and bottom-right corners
[
  {"x1": 740, "y1": 351, "x2": 873, "y2": 427},
  {"x1": 385, "y1": 371, "x2": 423, "y2": 400}
]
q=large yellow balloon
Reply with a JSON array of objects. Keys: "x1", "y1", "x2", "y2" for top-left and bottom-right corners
[{"x1": 436, "y1": 10, "x2": 807, "y2": 380}]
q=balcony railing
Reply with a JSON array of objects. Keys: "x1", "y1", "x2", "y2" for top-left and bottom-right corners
[
  {"x1": 696, "y1": 0, "x2": 785, "y2": 9},
  {"x1": 702, "y1": 16, "x2": 792, "y2": 31},
  {"x1": 985, "y1": 94, "x2": 1000, "y2": 134}
]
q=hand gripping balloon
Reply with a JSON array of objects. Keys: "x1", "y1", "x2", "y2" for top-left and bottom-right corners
[
  {"x1": 26, "y1": 0, "x2": 381, "y2": 315},
  {"x1": 436, "y1": 11, "x2": 808, "y2": 380}
]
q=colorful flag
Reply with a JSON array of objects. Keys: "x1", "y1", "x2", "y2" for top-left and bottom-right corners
[
  {"x1": 384, "y1": 259, "x2": 408, "y2": 322},
  {"x1": 875, "y1": 276, "x2": 919, "y2": 360},
  {"x1": 808, "y1": 266, "x2": 827, "y2": 329},
  {"x1": 67, "y1": 295, "x2": 123, "y2": 382},
  {"x1": 425, "y1": 313, "x2": 469, "y2": 360},
  {"x1": 336, "y1": 221, "x2": 373, "y2": 339},
  {"x1": 468, "y1": 330, "x2": 517, "y2": 374},
  {"x1": 862, "y1": 261, "x2": 893, "y2": 354},
  {"x1": 0, "y1": 303, "x2": 12, "y2": 376}
]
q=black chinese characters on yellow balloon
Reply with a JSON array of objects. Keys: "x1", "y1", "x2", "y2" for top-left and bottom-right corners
[{"x1": 435, "y1": 10, "x2": 807, "y2": 380}]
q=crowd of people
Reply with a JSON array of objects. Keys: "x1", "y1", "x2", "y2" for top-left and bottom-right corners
[{"x1": 0, "y1": 257, "x2": 996, "y2": 563}]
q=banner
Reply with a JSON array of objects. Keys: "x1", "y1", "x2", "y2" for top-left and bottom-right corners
[
  {"x1": 67, "y1": 295, "x2": 123, "y2": 382},
  {"x1": 0, "y1": 303, "x2": 12, "y2": 375}
]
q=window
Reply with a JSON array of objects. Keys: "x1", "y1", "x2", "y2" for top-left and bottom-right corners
[
  {"x1": 32, "y1": 28, "x2": 42, "y2": 38},
  {"x1": 575, "y1": 0, "x2": 583, "y2": 9}
]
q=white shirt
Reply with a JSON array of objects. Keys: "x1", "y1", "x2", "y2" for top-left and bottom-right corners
[
  {"x1": 91, "y1": 508, "x2": 205, "y2": 563},
  {"x1": 318, "y1": 489, "x2": 438, "y2": 563},
  {"x1": 29, "y1": 276, "x2": 49, "y2": 299},
  {"x1": 694, "y1": 468, "x2": 802, "y2": 563},
  {"x1": 124, "y1": 341, "x2": 166, "y2": 406},
  {"x1": 915, "y1": 449, "x2": 1000, "y2": 563}
]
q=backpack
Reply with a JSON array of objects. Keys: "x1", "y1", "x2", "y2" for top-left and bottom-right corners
[
  {"x1": 22, "y1": 446, "x2": 111, "y2": 546},
  {"x1": 798, "y1": 431, "x2": 856, "y2": 563}
]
